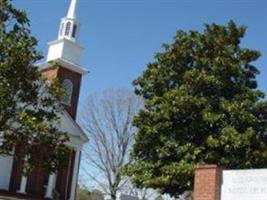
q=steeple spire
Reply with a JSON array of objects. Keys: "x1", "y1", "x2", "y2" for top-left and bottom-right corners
[{"x1": 67, "y1": 0, "x2": 78, "y2": 19}]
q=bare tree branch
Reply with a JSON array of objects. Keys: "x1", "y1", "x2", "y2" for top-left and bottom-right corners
[{"x1": 79, "y1": 89, "x2": 143, "y2": 200}]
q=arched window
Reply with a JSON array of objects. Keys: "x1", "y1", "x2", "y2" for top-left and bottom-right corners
[
  {"x1": 62, "y1": 79, "x2": 73, "y2": 106},
  {"x1": 72, "y1": 24, "x2": 77, "y2": 38},
  {"x1": 60, "y1": 23, "x2": 64, "y2": 36},
  {"x1": 65, "y1": 22, "x2": 71, "y2": 36}
]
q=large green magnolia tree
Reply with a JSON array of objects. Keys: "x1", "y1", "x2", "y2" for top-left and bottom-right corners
[
  {"x1": 126, "y1": 21, "x2": 267, "y2": 197},
  {"x1": 0, "y1": 0, "x2": 68, "y2": 173}
]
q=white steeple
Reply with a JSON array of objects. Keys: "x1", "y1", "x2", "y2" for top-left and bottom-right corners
[
  {"x1": 67, "y1": 0, "x2": 78, "y2": 19},
  {"x1": 46, "y1": 0, "x2": 84, "y2": 67}
]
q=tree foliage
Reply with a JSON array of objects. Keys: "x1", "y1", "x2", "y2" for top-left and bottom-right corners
[
  {"x1": 0, "y1": 0, "x2": 68, "y2": 173},
  {"x1": 126, "y1": 21, "x2": 267, "y2": 197}
]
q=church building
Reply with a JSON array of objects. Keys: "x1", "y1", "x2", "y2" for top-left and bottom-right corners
[{"x1": 0, "y1": 0, "x2": 88, "y2": 199}]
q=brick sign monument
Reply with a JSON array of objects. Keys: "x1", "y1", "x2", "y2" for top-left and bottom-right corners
[{"x1": 194, "y1": 165, "x2": 267, "y2": 200}]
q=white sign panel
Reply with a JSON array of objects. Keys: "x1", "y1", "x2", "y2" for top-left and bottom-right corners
[{"x1": 221, "y1": 169, "x2": 267, "y2": 200}]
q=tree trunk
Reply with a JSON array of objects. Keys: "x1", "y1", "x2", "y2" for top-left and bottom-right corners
[{"x1": 111, "y1": 191, "x2": 117, "y2": 200}]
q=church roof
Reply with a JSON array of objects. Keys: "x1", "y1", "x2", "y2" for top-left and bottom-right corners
[{"x1": 59, "y1": 110, "x2": 89, "y2": 145}]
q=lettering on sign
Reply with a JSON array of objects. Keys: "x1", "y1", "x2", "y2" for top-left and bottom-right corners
[{"x1": 221, "y1": 169, "x2": 267, "y2": 200}]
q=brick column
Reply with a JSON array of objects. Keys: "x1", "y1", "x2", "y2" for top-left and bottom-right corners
[{"x1": 194, "y1": 164, "x2": 223, "y2": 200}]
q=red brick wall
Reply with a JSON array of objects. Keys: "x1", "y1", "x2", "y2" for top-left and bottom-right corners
[
  {"x1": 194, "y1": 164, "x2": 223, "y2": 200},
  {"x1": 57, "y1": 67, "x2": 81, "y2": 120},
  {"x1": 27, "y1": 166, "x2": 48, "y2": 197},
  {"x1": 9, "y1": 145, "x2": 24, "y2": 192},
  {"x1": 56, "y1": 150, "x2": 76, "y2": 200},
  {"x1": 40, "y1": 66, "x2": 81, "y2": 120},
  {"x1": 40, "y1": 66, "x2": 59, "y2": 80}
]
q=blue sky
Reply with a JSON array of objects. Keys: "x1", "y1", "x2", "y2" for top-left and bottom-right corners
[{"x1": 13, "y1": 0, "x2": 267, "y2": 108}]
